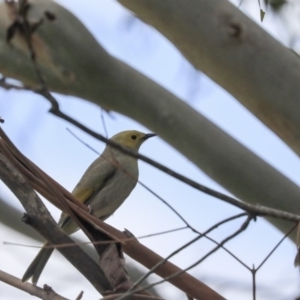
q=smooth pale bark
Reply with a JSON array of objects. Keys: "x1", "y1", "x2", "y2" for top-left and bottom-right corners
[
  {"x1": 118, "y1": 0, "x2": 300, "y2": 158},
  {"x1": 0, "y1": 0, "x2": 299, "y2": 242}
]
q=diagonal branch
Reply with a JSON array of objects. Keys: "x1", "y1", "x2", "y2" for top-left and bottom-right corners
[
  {"x1": 0, "y1": 151, "x2": 112, "y2": 293},
  {"x1": 0, "y1": 269, "x2": 69, "y2": 300}
]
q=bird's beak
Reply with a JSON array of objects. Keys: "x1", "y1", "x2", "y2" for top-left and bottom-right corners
[{"x1": 142, "y1": 133, "x2": 157, "y2": 140}]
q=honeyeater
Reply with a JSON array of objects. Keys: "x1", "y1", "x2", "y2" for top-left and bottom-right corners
[{"x1": 22, "y1": 130, "x2": 156, "y2": 284}]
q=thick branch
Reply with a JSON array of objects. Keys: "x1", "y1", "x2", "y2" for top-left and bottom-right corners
[
  {"x1": 0, "y1": 152, "x2": 112, "y2": 294},
  {"x1": 118, "y1": 0, "x2": 300, "y2": 158}
]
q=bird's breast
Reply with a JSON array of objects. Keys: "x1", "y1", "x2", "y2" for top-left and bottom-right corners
[{"x1": 88, "y1": 158, "x2": 139, "y2": 220}]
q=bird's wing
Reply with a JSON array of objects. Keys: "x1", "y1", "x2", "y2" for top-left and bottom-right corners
[
  {"x1": 72, "y1": 186, "x2": 94, "y2": 204},
  {"x1": 58, "y1": 156, "x2": 117, "y2": 229}
]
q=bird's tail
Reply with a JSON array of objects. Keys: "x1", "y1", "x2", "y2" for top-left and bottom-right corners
[{"x1": 22, "y1": 241, "x2": 54, "y2": 284}]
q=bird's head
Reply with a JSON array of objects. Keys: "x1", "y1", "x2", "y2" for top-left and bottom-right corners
[{"x1": 110, "y1": 130, "x2": 156, "y2": 151}]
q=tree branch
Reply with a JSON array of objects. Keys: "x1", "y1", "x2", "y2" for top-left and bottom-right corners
[
  {"x1": 0, "y1": 269, "x2": 69, "y2": 300},
  {"x1": 0, "y1": 151, "x2": 112, "y2": 294},
  {"x1": 118, "y1": 0, "x2": 300, "y2": 157}
]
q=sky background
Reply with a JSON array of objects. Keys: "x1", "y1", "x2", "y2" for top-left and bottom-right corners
[{"x1": 1, "y1": 0, "x2": 300, "y2": 299}]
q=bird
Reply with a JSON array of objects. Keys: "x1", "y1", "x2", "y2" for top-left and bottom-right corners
[{"x1": 22, "y1": 130, "x2": 156, "y2": 284}]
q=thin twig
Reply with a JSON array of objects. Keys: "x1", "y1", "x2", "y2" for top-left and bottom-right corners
[
  {"x1": 124, "y1": 213, "x2": 247, "y2": 297},
  {"x1": 250, "y1": 223, "x2": 298, "y2": 300},
  {"x1": 66, "y1": 127, "x2": 100, "y2": 155},
  {"x1": 0, "y1": 269, "x2": 69, "y2": 300},
  {"x1": 257, "y1": 222, "x2": 297, "y2": 271},
  {"x1": 100, "y1": 108, "x2": 109, "y2": 138},
  {"x1": 75, "y1": 291, "x2": 84, "y2": 300},
  {"x1": 99, "y1": 294, "x2": 163, "y2": 300},
  {"x1": 117, "y1": 215, "x2": 253, "y2": 300},
  {"x1": 4, "y1": 226, "x2": 188, "y2": 249},
  {"x1": 251, "y1": 264, "x2": 256, "y2": 300}
]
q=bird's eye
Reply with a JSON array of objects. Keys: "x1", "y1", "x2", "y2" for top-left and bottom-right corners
[{"x1": 131, "y1": 135, "x2": 137, "y2": 140}]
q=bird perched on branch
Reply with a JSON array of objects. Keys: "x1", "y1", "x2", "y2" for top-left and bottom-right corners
[{"x1": 22, "y1": 130, "x2": 156, "y2": 284}]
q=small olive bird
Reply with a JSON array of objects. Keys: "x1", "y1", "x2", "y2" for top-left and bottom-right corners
[{"x1": 22, "y1": 130, "x2": 156, "y2": 284}]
